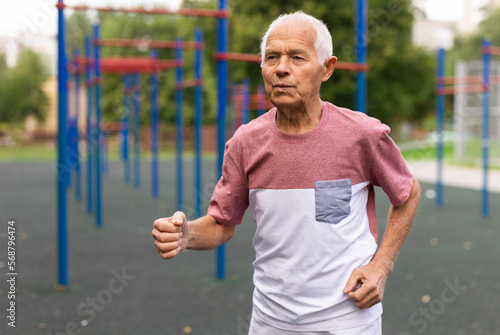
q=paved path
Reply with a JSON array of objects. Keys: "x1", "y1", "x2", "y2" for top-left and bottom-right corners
[{"x1": 406, "y1": 160, "x2": 500, "y2": 193}]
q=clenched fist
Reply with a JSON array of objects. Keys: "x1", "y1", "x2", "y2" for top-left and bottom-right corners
[{"x1": 152, "y1": 211, "x2": 189, "y2": 259}]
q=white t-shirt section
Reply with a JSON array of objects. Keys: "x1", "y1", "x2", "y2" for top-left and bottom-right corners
[{"x1": 249, "y1": 181, "x2": 382, "y2": 331}]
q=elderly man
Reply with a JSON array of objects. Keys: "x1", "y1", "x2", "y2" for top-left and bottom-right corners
[{"x1": 152, "y1": 11, "x2": 421, "y2": 334}]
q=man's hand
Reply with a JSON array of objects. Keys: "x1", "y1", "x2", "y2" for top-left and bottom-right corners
[
  {"x1": 152, "y1": 211, "x2": 189, "y2": 260},
  {"x1": 342, "y1": 262, "x2": 389, "y2": 309},
  {"x1": 343, "y1": 178, "x2": 421, "y2": 309}
]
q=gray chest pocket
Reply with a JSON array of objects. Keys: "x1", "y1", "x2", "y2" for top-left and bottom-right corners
[{"x1": 315, "y1": 179, "x2": 352, "y2": 224}]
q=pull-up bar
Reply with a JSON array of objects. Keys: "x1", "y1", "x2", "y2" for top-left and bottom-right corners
[
  {"x1": 95, "y1": 38, "x2": 202, "y2": 50},
  {"x1": 437, "y1": 76, "x2": 500, "y2": 85},
  {"x1": 72, "y1": 56, "x2": 181, "y2": 73},
  {"x1": 436, "y1": 85, "x2": 485, "y2": 96},
  {"x1": 214, "y1": 52, "x2": 369, "y2": 72},
  {"x1": 435, "y1": 74, "x2": 500, "y2": 95},
  {"x1": 102, "y1": 58, "x2": 179, "y2": 73},
  {"x1": 483, "y1": 45, "x2": 500, "y2": 56}
]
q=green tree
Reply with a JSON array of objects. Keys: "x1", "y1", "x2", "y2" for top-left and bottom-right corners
[
  {"x1": 0, "y1": 52, "x2": 6, "y2": 72},
  {"x1": 0, "y1": 49, "x2": 50, "y2": 122},
  {"x1": 0, "y1": 52, "x2": 8, "y2": 118},
  {"x1": 66, "y1": 11, "x2": 93, "y2": 58},
  {"x1": 448, "y1": 6, "x2": 500, "y2": 70}
]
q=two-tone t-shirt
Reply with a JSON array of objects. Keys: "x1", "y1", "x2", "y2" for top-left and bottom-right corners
[{"x1": 208, "y1": 101, "x2": 413, "y2": 331}]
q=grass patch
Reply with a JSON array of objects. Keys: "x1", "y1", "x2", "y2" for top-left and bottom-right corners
[
  {"x1": 400, "y1": 143, "x2": 454, "y2": 161},
  {"x1": 0, "y1": 142, "x2": 215, "y2": 163},
  {"x1": 0, "y1": 143, "x2": 57, "y2": 162},
  {"x1": 400, "y1": 142, "x2": 500, "y2": 170}
]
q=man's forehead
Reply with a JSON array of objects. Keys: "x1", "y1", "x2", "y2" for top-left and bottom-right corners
[
  {"x1": 265, "y1": 21, "x2": 316, "y2": 52},
  {"x1": 264, "y1": 43, "x2": 310, "y2": 55},
  {"x1": 268, "y1": 20, "x2": 316, "y2": 40}
]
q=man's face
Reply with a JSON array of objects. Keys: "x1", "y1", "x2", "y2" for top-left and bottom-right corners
[{"x1": 261, "y1": 21, "x2": 327, "y2": 112}]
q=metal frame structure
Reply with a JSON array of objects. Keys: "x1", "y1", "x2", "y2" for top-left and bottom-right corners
[
  {"x1": 56, "y1": 0, "x2": 368, "y2": 286},
  {"x1": 435, "y1": 40, "x2": 500, "y2": 217}
]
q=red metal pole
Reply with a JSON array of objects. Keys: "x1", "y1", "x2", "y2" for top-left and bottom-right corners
[
  {"x1": 436, "y1": 84, "x2": 485, "y2": 96},
  {"x1": 96, "y1": 38, "x2": 202, "y2": 50},
  {"x1": 214, "y1": 52, "x2": 369, "y2": 71},
  {"x1": 437, "y1": 76, "x2": 500, "y2": 85},
  {"x1": 58, "y1": 3, "x2": 229, "y2": 18}
]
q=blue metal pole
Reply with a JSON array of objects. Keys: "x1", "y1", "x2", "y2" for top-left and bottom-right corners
[
  {"x1": 123, "y1": 74, "x2": 131, "y2": 184},
  {"x1": 195, "y1": 29, "x2": 203, "y2": 218},
  {"x1": 241, "y1": 78, "x2": 250, "y2": 124},
  {"x1": 482, "y1": 39, "x2": 491, "y2": 217},
  {"x1": 133, "y1": 72, "x2": 141, "y2": 189},
  {"x1": 66, "y1": 77, "x2": 72, "y2": 190},
  {"x1": 230, "y1": 82, "x2": 237, "y2": 136},
  {"x1": 66, "y1": 76, "x2": 72, "y2": 190},
  {"x1": 436, "y1": 48, "x2": 445, "y2": 208},
  {"x1": 176, "y1": 39, "x2": 184, "y2": 211},
  {"x1": 67, "y1": 117, "x2": 76, "y2": 187},
  {"x1": 355, "y1": 0, "x2": 368, "y2": 114},
  {"x1": 102, "y1": 130, "x2": 109, "y2": 175},
  {"x1": 216, "y1": 0, "x2": 228, "y2": 280},
  {"x1": 57, "y1": 0, "x2": 69, "y2": 287},
  {"x1": 85, "y1": 36, "x2": 93, "y2": 214},
  {"x1": 93, "y1": 24, "x2": 102, "y2": 228},
  {"x1": 257, "y1": 83, "x2": 266, "y2": 117},
  {"x1": 151, "y1": 50, "x2": 159, "y2": 199},
  {"x1": 73, "y1": 49, "x2": 81, "y2": 201}
]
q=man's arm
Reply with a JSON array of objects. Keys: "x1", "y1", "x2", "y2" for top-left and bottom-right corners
[
  {"x1": 343, "y1": 178, "x2": 421, "y2": 309},
  {"x1": 152, "y1": 212, "x2": 235, "y2": 260}
]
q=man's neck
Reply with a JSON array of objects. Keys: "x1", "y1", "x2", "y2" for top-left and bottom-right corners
[{"x1": 275, "y1": 99, "x2": 323, "y2": 135}]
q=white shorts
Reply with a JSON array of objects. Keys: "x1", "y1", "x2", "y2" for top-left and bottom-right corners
[{"x1": 248, "y1": 313, "x2": 382, "y2": 335}]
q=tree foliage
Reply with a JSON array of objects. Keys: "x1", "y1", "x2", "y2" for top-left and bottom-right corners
[
  {"x1": 66, "y1": 11, "x2": 93, "y2": 57},
  {"x1": 0, "y1": 49, "x2": 50, "y2": 123},
  {"x1": 64, "y1": 0, "x2": 436, "y2": 128},
  {"x1": 447, "y1": 6, "x2": 500, "y2": 72},
  {"x1": 0, "y1": 53, "x2": 7, "y2": 121}
]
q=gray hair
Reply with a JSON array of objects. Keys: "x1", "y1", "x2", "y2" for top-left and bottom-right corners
[{"x1": 259, "y1": 11, "x2": 333, "y2": 66}]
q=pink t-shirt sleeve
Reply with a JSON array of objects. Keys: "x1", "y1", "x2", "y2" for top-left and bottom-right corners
[
  {"x1": 207, "y1": 138, "x2": 249, "y2": 226},
  {"x1": 369, "y1": 126, "x2": 414, "y2": 206}
]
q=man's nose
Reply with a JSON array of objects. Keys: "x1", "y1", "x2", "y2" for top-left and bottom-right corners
[{"x1": 275, "y1": 56, "x2": 291, "y2": 76}]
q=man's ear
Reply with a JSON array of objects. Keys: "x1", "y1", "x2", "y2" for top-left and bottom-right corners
[{"x1": 322, "y1": 56, "x2": 337, "y2": 82}]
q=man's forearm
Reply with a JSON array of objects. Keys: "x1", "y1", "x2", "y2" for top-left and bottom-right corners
[
  {"x1": 371, "y1": 178, "x2": 421, "y2": 274},
  {"x1": 187, "y1": 215, "x2": 235, "y2": 250}
]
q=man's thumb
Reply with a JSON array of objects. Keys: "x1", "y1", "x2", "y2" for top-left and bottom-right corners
[
  {"x1": 343, "y1": 273, "x2": 361, "y2": 294},
  {"x1": 171, "y1": 211, "x2": 186, "y2": 226}
]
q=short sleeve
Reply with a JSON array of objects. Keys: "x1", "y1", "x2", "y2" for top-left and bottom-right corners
[
  {"x1": 207, "y1": 138, "x2": 249, "y2": 225},
  {"x1": 370, "y1": 127, "x2": 414, "y2": 206}
]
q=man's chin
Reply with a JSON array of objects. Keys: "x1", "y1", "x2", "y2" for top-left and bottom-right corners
[{"x1": 269, "y1": 97, "x2": 300, "y2": 110}]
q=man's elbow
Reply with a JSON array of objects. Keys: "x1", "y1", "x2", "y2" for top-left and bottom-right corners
[
  {"x1": 395, "y1": 178, "x2": 421, "y2": 210},
  {"x1": 411, "y1": 177, "x2": 422, "y2": 202}
]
